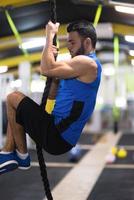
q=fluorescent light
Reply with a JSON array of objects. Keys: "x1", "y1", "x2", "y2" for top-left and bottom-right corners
[
  {"x1": 125, "y1": 35, "x2": 134, "y2": 43},
  {"x1": 20, "y1": 37, "x2": 46, "y2": 49},
  {"x1": 115, "y1": 6, "x2": 134, "y2": 15},
  {"x1": 129, "y1": 50, "x2": 134, "y2": 56},
  {"x1": 0, "y1": 66, "x2": 8, "y2": 73},
  {"x1": 109, "y1": 0, "x2": 134, "y2": 7}
]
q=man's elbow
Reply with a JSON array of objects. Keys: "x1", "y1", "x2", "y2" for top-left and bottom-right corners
[
  {"x1": 41, "y1": 68, "x2": 53, "y2": 77},
  {"x1": 40, "y1": 66, "x2": 48, "y2": 76}
]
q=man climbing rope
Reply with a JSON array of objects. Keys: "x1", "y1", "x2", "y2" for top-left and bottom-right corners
[{"x1": 0, "y1": 20, "x2": 102, "y2": 175}]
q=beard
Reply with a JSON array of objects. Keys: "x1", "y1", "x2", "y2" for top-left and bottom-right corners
[{"x1": 71, "y1": 43, "x2": 85, "y2": 58}]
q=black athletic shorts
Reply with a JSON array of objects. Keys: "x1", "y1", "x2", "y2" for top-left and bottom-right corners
[{"x1": 16, "y1": 97, "x2": 73, "y2": 155}]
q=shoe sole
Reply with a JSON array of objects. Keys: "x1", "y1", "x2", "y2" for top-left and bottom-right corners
[
  {"x1": 0, "y1": 160, "x2": 18, "y2": 169},
  {"x1": 0, "y1": 162, "x2": 18, "y2": 175},
  {"x1": 18, "y1": 165, "x2": 31, "y2": 170}
]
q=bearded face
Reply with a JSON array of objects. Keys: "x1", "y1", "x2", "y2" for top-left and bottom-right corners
[
  {"x1": 74, "y1": 43, "x2": 85, "y2": 57},
  {"x1": 67, "y1": 31, "x2": 86, "y2": 58}
]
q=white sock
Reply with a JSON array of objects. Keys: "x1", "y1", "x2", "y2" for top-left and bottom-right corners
[
  {"x1": 0, "y1": 151, "x2": 13, "y2": 154},
  {"x1": 16, "y1": 150, "x2": 29, "y2": 160}
]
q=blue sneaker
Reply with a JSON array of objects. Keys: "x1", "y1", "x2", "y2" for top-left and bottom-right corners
[
  {"x1": 0, "y1": 152, "x2": 18, "y2": 175},
  {"x1": 14, "y1": 151, "x2": 31, "y2": 170}
]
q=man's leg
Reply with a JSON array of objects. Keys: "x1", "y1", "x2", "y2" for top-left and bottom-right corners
[
  {"x1": 0, "y1": 91, "x2": 31, "y2": 174},
  {"x1": 2, "y1": 91, "x2": 27, "y2": 153},
  {"x1": 3, "y1": 123, "x2": 15, "y2": 152}
]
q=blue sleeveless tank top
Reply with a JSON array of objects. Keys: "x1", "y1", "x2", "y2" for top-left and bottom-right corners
[{"x1": 52, "y1": 53, "x2": 102, "y2": 145}]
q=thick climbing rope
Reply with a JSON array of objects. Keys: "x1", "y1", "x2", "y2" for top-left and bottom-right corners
[{"x1": 36, "y1": 1, "x2": 57, "y2": 199}]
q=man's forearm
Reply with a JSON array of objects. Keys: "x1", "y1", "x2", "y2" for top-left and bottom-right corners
[{"x1": 41, "y1": 33, "x2": 56, "y2": 72}]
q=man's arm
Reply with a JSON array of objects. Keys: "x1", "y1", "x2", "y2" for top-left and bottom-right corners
[
  {"x1": 40, "y1": 21, "x2": 97, "y2": 82},
  {"x1": 40, "y1": 21, "x2": 59, "y2": 72}
]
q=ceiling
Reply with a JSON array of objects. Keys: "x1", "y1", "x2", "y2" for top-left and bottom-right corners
[{"x1": 0, "y1": 0, "x2": 134, "y2": 75}]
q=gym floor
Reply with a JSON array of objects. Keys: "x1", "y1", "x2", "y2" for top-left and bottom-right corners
[
  {"x1": 0, "y1": 132, "x2": 134, "y2": 200},
  {"x1": 88, "y1": 134, "x2": 134, "y2": 200}
]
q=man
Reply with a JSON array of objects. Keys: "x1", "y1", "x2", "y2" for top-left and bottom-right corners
[{"x1": 0, "y1": 20, "x2": 101, "y2": 174}]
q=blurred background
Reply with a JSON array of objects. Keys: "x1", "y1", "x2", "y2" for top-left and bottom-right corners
[{"x1": 0, "y1": 0, "x2": 134, "y2": 146}]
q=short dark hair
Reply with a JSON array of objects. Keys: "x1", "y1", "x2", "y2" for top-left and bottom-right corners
[{"x1": 67, "y1": 20, "x2": 97, "y2": 48}]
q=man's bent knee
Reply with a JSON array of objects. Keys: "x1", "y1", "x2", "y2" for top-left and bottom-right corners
[{"x1": 7, "y1": 91, "x2": 26, "y2": 109}]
